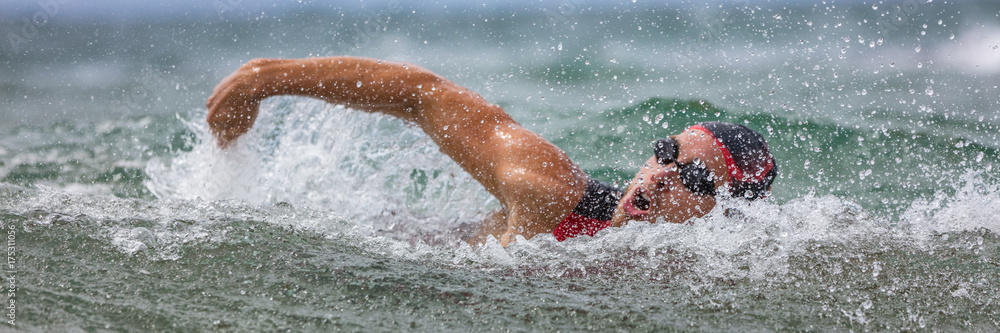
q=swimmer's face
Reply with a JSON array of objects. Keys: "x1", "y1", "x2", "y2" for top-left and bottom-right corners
[{"x1": 611, "y1": 128, "x2": 730, "y2": 226}]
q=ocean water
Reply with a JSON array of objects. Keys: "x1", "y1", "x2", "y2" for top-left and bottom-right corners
[{"x1": 2, "y1": 1, "x2": 1000, "y2": 331}]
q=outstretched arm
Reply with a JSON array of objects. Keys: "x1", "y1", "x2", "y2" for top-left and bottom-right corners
[
  {"x1": 207, "y1": 57, "x2": 445, "y2": 144},
  {"x1": 206, "y1": 57, "x2": 587, "y2": 245}
]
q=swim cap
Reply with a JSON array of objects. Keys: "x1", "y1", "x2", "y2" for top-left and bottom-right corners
[{"x1": 687, "y1": 121, "x2": 777, "y2": 200}]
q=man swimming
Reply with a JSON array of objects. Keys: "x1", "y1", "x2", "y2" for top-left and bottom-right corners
[{"x1": 207, "y1": 57, "x2": 777, "y2": 246}]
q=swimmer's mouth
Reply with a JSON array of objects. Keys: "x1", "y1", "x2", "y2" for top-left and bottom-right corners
[{"x1": 624, "y1": 187, "x2": 651, "y2": 217}]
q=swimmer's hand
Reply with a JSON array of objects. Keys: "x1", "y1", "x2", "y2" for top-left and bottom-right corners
[{"x1": 206, "y1": 59, "x2": 270, "y2": 148}]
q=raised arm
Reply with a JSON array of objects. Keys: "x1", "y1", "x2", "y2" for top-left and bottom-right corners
[
  {"x1": 208, "y1": 57, "x2": 442, "y2": 143},
  {"x1": 206, "y1": 57, "x2": 587, "y2": 245}
]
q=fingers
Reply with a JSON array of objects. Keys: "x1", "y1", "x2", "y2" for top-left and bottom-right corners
[
  {"x1": 206, "y1": 106, "x2": 232, "y2": 147},
  {"x1": 206, "y1": 83, "x2": 233, "y2": 146},
  {"x1": 207, "y1": 97, "x2": 260, "y2": 148},
  {"x1": 206, "y1": 62, "x2": 262, "y2": 148},
  {"x1": 206, "y1": 59, "x2": 278, "y2": 148}
]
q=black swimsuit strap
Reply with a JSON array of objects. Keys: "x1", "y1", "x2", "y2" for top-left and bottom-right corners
[{"x1": 572, "y1": 178, "x2": 622, "y2": 222}]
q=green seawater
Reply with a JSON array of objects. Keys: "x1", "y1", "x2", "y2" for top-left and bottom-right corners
[{"x1": 2, "y1": 1, "x2": 1000, "y2": 331}]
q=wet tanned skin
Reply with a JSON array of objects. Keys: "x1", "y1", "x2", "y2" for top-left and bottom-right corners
[{"x1": 206, "y1": 57, "x2": 727, "y2": 246}]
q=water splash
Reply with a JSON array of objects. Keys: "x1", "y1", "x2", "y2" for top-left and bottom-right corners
[
  {"x1": 137, "y1": 98, "x2": 1000, "y2": 283},
  {"x1": 145, "y1": 97, "x2": 494, "y2": 241}
]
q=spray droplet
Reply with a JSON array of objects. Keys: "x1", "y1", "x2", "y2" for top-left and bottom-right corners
[
  {"x1": 872, "y1": 4, "x2": 878, "y2": 10},
  {"x1": 357, "y1": 81, "x2": 363, "y2": 88}
]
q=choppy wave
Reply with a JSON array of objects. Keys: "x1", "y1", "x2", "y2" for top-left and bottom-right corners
[
  {"x1": 1, "y1": 108, "x2": 996, "y2": 331},
  {"x1": 3, "y1": 162, "x2": 998, "y2": 330},
  {"x1": 6, "y1": 158, "x2": 999, "y2": 274}
]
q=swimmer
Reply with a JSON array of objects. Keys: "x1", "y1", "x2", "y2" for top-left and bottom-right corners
[{"x1": 207, "y1": 57, "x2": 777, "y2": 246}]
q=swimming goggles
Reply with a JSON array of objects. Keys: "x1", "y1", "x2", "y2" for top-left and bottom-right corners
[{"x1": 653, "y1": 138, "x2": 718, "y2": 196}]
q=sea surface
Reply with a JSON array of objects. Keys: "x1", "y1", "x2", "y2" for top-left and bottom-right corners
[{"x1": 1, "y1": 1, "x2": 999, "y2": 331}]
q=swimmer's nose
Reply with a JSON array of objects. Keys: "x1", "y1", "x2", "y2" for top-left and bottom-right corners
[{"x1": 650, "y1": 163, "x2": 677, "y2": 185}]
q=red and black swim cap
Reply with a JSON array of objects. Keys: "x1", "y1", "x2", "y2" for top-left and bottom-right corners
[{"x1": 687, "y1": 121, "x2": 777, "y2": 200}]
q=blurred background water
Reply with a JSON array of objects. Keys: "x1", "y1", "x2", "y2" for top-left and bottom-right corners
[{"x1": 1, "y1": 0, "x2": 999, "y2": 331}]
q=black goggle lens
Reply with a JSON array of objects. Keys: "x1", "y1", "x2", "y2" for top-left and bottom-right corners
[
  {"x1": 652, "y1": 138, "x2": 717, "y2": 196},
  {"x1": 653, "y1": 138, "x2": 678, "y2": 165},
  {"x1": 679, "y1": 163, "x2": 717, "y2": 196}
]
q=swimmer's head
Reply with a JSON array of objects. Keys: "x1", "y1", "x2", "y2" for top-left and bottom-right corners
[
  {"x1": 612, "y1": 121, "x2": 777, "y2": 226},
  {"x1": 691, "y1": 121, "x2": 777, "y2": 199}
]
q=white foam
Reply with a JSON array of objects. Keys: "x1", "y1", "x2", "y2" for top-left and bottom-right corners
[
  {"x1": 450, "y1": 177, "x2": 998, "y2": 281},
  {"x1": 459, "y1": 193, "x2": 895, "y2": 280},
  {"x1": 902, "y1": 170, "x2": 1000, "y2": 235},
  {"x1": 145, "y1": 98, "x2": 494, "y2": 237},
  {"x1": 1, "y1": 183, "x2": 361, "y2": 261},
  {"x1": 141, "y1": 99, "x2": 1000, "y2": 280}
]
